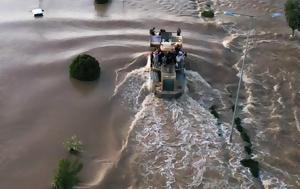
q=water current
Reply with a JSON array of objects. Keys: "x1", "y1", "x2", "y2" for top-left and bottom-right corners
[{"x1": 0, "y1": 0, "x2": 299, "y2": 188}]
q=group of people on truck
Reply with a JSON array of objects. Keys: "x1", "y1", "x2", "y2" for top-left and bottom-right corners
[
  {"x1": 151, "y1": 44, "x2": 186, "y2": 69},
  {"x1": 150, "y1": 27, "x2": 186, "y2": 69},
  {"x1": 149, "y1": 27, "x2": 181, "y2": 36}
]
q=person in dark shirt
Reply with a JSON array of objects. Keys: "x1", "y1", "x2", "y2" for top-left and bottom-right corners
[
  {"x1": 159, "y1": 29, "x2": 166, "y2": 35},
  {"x1": 166, "y1": 52, "x2": 175, "y2": 65},
  {"x1": 149, "y1": 27, "x2": 155, "y2": 35},
  {"x1": 177, "y1": 28, "x2": 181, "y2": 36},
  {"x1": 174, "y1": 44, "x2": 180, "y2": 55}
]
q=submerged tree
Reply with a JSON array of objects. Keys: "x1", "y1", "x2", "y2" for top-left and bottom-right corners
[
  {"x1": 63, "y1": 135, "x2": 83, "y2": 155},
  {"x1": 285, "y1": 0, "x2": 300, "y2": 37},
  {"x1": 70, "y1": 54, "x2": 101, "y2": 81},
  {"x1": 52, "y1": 159, "x2": 83, "y2": 189},
  {"x1": 95, "y1": 0, "x2": 109, "y2": 4},
  {"x1": 201, "y1": 3, "x2": 215, "y2": 18},
  {"x1": 201, "y1": 10, "x2": 215, "y2": 18}
]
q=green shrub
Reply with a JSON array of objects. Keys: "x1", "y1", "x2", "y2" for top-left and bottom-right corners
[
  {"x1": 201, "y1": 10, "x2": 215, "y2": 18},
  {"x1": 52, "y1": 159, "x2": 83, "y2": 189},
  {"x1": 70, "y1": 54, "x2": 101, "y2": 81},
  {"x1": 95, "y1": 0, "x2": 109, "y2": 4},
  {"x1": 64, "y1": 135, "x2": 83, "y2": 155},
  {"x1": 285, "y1": 0, "x2": 300, "y2": 37}
]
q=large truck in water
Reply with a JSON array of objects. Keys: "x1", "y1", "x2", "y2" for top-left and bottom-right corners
[{"x1": 148, "y1": 28, "x2": 186, "y2": 98}]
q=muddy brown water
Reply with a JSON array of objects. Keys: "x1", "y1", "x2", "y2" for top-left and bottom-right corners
[{"x1": 0, "y1": 0, "x2": 299, "y2": 188}]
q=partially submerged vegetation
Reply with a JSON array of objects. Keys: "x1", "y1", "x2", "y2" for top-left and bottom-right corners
[
  {"x1": 234, "y1": 117, "x2": 260, "y2": 178},
  {"x1": 69, "y1": 54, "x2": 101, "y2": 81},
  {"x1": 64, "y1": 135, "x2": 83, "y2": 155},
  {"x1": 209, "y1": 105, "x2": 259, "y2": 178},
  {"x1": 284, "y1": 0, "x2": 300, "y2": 37},
  {"x1": 209, "y1": 105, "x2": 220, "y2": 119},
  {"x1": 201, "y1": 10, "x2": 215, "y2": 18},
  {"x1": 95, "y1": 0, "x2": 109, "y2": 4},
  {"x1": 52, "y1": 159, "x2": 83, "y2": 189},
  {"x1": 209, "y1": 105, "x2": 223, "y2": 137},
  {"x1": 240, "y1": 159, "x2": 260, "y2": 178},
  {"x1": 201, "y1": 4, "x2": 215, "y2": 18},
  {"x1": 235, "y1": 117, "x2": 251, "y2": 144},
  {"x1": 52, "y1": 136, "x2": 84, "y2": 189}
]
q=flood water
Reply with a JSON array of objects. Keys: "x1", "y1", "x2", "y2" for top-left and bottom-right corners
[{"x1": 0, "y1": 0, "x2": 299, "y2": 188}]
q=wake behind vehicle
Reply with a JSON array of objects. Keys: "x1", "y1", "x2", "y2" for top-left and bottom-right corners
[{"x1": 148, "y1": 28, "x2": 186, "y2": 98}]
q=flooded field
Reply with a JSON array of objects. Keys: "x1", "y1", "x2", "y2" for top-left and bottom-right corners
[{"x1": 0, "y1": 0, "x2": 299, "y2": 188}]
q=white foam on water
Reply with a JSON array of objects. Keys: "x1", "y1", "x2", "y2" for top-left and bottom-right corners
[
  {"x1": 273, "y1": 84, "x2": 279, "y2": 92},
  {"x1": 255, "y1": 39, "x2": 278, "y2": 45},
  {"x1": 185, "y1": 70, "x2": 222, "y2": 109},
  {"x1": 242, "y1": 85, "x2": 257, "y2": 118},
  {"x1": 217, "y1": 65, "x2": 294, "y2": 188},
  {"x1": 293, "y1": 109, "x2": 300, "y2": 133},
  {"x1": 112, "y1": 66, "x2": 149, "y2": 112},
  {"x1": 112, "y1": 53, "x2": 293, "y2": 188},
  {"x1": 222, "y1": 21, "x2": 297, "y2": 189},
  {"x1": 222, "y1": 34, "x2": 239, "y2": 49},
  {"x1": 114, "y1": 52, "x2": 147, "y2": 83},
  {"x1": 242, "y1": 71, "x2": 259, "y2": 85},
  {"x1": 128, "y1": 94, "x2": 243, "y2": 188},
  {"x1": 260, "y1": 163, "x2": 299, "y2": 189},
  {"x1": 112, "y1": 62, "x2": 263, "y2": 188},
  {"x1": 243, "y1": 117, "x2": 255, "y2": 125}
]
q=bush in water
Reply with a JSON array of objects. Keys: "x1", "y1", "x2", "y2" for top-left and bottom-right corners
[
  {"x1": 240, "y1": 159, "x2": 260, "y2": 178},
  {"x1": 52, "y1": 159, "x2": 83, "y2": 189},
  {"x1": 209, "y1": 105, "x2": 220, "y2": 119},
  {"x1": 95, "y1": 0, "x2": 109, "y2": 4},
  {"x1": 244, "y1": 145, "x2": 253, "y2": 155},
  {"x1": 285, "y1": 0, "x2": 300, "y2": 37},
  {"x1": 234, "y1": 117, "x2": 259, "y2": 178},
  {"x1": 64, "y1": 135, "x2": 83, "y2": 155},
  {"x1": 234, "y1": 117, "x2": 252, "y2": 144},
  {"x1": 70, "y1": 54, "x2": 101, "y2": 81},
  {"x1": 201, "y1": 10, "x2": 215, "y2": 18}
]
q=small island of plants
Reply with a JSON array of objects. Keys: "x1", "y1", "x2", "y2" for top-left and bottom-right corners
[{"x1": 69, "y1": 54, "x2": 101, "y2": 81}]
